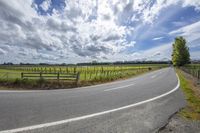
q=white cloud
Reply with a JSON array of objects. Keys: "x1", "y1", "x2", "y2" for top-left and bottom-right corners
[
  {"x1": 169, "y1": 20, "x2": 200, "y2": 47},
  {"x1": 0, "y1": 0, "x2": 136, "y2": 63},
  {"x1": 182, "y1": 0, "x2": 200, "y2": 10},
  {"x1": 105, "y1": 43, "x2": 172, "y2": 61},
  {"x1": 40, "y1": 0, "x2": 51, "y2": 11},
  {"x1": 137, "y1": 43, "x2": 171, "y2": 61},
  {"x1": 136, "y1": 0, "x2": 200, "y2": 24},
  {"x1": 0, "y1": 48, "x2": 7, "y2": 55},
  {"x1": 152, "y1": 37, "x2": 164, "y2": 41},
  {"x1": 0, "y1": 0, "x2": 200, "y2": 63}
]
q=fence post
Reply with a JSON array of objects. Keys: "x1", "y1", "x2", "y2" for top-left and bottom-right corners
[
  {"x1": 40, "y1": 72, "x2": 42, "y2": 79},
  {"x1": 57, "y1": 72, "x2": 60, "y2": 81},
  {"x1": 197, "y1": 70, "x2": 200, "y2": 85},
  {"x1": 21, "y1": 72, "x2": 24, "y2": 79},
  {"x1": 76, "y1": 72, "x2": 80, "y2": 85}
]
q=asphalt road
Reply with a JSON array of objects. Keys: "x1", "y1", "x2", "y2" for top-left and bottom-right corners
[{"x1": 0, "y1": 67, "x2": 186, "y2": 133}]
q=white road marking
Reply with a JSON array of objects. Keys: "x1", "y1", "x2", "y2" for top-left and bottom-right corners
[
  {"x1": 151, "y1": 75, "x2": 157, "y2": 79},
  {"x1": 151, "y1": 71, "x2": 162, "y2": 78},
  {"x1": 103, "y1": 83, "x2": 135, "y2": 91},
  {"x1": 0, "y1": 74, "x2": 180, "y2": 133}
]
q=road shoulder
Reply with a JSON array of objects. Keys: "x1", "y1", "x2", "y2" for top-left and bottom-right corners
[{"x1": 159, "y1": 69, "x2": 200, "y2": 133}]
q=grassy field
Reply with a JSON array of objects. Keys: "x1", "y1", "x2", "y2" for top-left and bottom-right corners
[
  {"x1": 0, "y1": 64, "x2": 167, "y2": 81},
  {"x1": 0, "y1": 64, "x2": 167, "y2": 89}
]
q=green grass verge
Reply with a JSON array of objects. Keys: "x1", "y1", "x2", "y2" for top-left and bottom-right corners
[{"x1": 177, "y1": 69, "x2": 200, "y2": 120}]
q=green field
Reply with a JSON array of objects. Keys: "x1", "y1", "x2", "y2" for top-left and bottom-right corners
[
  {"x1": 0, "y1": 64, "x2": 168, "y2": 89},
  {"x1": 0, "y1": 64, "x2": 167, "y2": 81}
]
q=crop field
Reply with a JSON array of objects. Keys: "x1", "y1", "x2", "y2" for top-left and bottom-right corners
[{"x1": 0, "y1": 64, "x2": 167, "y2": 81}]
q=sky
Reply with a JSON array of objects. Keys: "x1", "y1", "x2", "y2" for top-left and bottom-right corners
[{"x1": 0, "y1": 0, "x2": 200, "y2": 64}]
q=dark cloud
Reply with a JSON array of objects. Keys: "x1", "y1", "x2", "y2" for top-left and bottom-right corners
[
  {"x1": 71, "y1": 44, "x2": 111, "y2": 59},
  {"x1": 46, "y1": 18, "x2": 77, "y2": 32}
]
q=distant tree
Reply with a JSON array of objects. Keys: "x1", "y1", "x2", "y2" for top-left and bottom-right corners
[{"x1": 172, "y1": 36, "x2": 190, "y2": 66}]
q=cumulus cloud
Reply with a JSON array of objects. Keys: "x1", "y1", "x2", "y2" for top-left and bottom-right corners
[
  {"x1": 0, "y1": 0, "x2": 137, "y2": 62},
  {"x1": 133, "y1": 0, "x2": 200, "y2": 24},
  {"x1": 0, "y1": 0, "x2": 200, "y2": 63},
  {"x1": 169, "y1": 20, "x2": 200, "y2": 48},
  {"x1": 40, "y1": 0, "x2": 51, "y2": 11},
  {"x1": 182, "y1": 0, "x2": 200, "y2": 10}
]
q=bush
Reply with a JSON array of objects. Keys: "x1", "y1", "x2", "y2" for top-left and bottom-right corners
[
  {"x1": 14, "y1": 78, "x2": 21, "y2": 85},
  {"x1": 37, "y1": 78, "x2": 46, "y2": 85}
]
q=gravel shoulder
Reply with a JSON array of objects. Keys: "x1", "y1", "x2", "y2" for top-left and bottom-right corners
[{"x1": 158, "y1": 113, "x2": 200, "y2": 133}]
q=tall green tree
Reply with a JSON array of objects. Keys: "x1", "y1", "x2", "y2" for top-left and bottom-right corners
[{"x1": 172, "y1": 36, "x2": 190, "y2": 66}]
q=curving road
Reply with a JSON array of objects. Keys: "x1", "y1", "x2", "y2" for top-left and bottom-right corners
[{"x1": 0, "y1": 67, "x2": 186, "y2": 133}]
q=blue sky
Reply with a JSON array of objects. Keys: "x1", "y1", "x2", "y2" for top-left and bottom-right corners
[{"x1": 0, "y1": 0, "x2": 200, "y2": 63}]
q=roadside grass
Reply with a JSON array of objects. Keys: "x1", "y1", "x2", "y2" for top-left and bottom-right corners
[
  {"x1": 0, "y1": 78, "x2": 78, "y2": 90},
  {"x1": 177, "y1": 69, "x2": 200, "y2": 120},
  {"x1": 0, "y1": 86, "x2": 12, "y2": 90}
]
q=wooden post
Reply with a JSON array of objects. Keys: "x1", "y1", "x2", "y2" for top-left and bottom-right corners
[
  {"x1": 21, "y1": 72, "x2": 24, "y2": 79},
  {"x1": 197, "y1": 70, "x2": 200, "y2": 85},
  {"x1": 40, "y1": 72, "x2": 42, "y2": 79},
  {"x1": 76, "y1": 72, "x2": 80, "y2": 85},
  {"x1": 57, "y1": 72, "x2": 60, "y2": 81}
]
